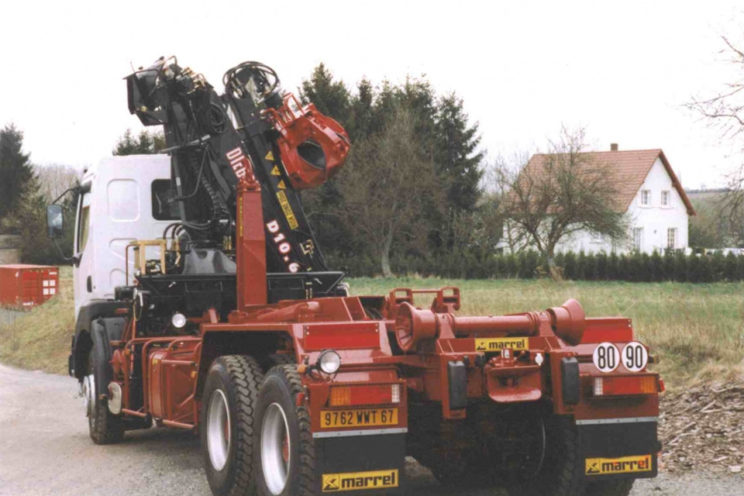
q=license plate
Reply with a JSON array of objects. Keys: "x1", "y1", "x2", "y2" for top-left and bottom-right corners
[{"x1": 320, "y1": 408, "x2": 398, "y2": 429}]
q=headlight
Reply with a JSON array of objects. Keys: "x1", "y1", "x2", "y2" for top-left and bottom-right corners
[
  {"x1": 171, "y1": 312, "x2": 187, "y2": 329},
  {"x1": 318, "y1": 350, "x2": 341, "y2": 374}
]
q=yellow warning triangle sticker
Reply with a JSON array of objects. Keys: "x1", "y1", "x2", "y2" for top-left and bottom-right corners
[
  {"x1": 271, "y1": 165, "x2": 281, "y2": 176},
  {"x1": 278, "y1": 180, "x2": 287, "y2": 190},
  {"x1": 265, "y1": 151, "x2": 274, "y2": 161}
]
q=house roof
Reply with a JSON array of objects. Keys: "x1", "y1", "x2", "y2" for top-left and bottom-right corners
[{"x1": 525, "y1": 149, "x2": 696, "y2": 216}]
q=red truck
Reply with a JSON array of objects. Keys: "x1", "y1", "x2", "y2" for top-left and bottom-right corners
[{"x1": 49, "y1": 57, "x2": 661, "y2": 496}]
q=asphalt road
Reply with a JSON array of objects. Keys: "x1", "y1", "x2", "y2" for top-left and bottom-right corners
[{"x1": 0, "y1": 363, "x2": 740, "y2": 496}]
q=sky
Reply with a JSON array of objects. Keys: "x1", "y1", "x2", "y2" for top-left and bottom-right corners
[{"x1": 2, "y1": 0, "x2": 744, "y2": 189}]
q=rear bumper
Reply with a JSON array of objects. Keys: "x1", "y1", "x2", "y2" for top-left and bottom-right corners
[
  {"x1": 578, "y1": 417, "x2": 660, "y2": 480},
  {"x1": 315, "y1": 431, "x2": 405, "y2": 493}
]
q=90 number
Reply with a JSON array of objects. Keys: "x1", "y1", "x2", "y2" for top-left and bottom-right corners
[
  {"x1": 622, "y1": 342, "x2": 648, "y2": 372},
  {"x1": 592, "y1": 342, "x2": 620, "y2": 373}
]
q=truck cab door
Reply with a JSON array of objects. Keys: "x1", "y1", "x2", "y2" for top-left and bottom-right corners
[{"x1": 73, "y1": 188, "x2": 93, "y2": 317}]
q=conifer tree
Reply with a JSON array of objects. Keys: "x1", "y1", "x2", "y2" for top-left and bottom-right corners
[{"x1": 0, "y1": 124, "x2": 35, "y2": 221}]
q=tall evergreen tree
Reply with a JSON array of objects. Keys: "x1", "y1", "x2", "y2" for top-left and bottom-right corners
[
  {"x1": 297, "y1": 65, "x2": 485, "y2": 275},
  {"x1": 347, "y1": 78, "x2": 375, "y2": 140},
  {"x1": 397, "y1": 78, "x2": 438, "y2": 151},
  {"x1": 0, "y1": 124, "x2": 35, "y2": 220},
  {"x1": 435, "y1": 94, "x2": 484, "y2": 212},
  {"x1": 113, "y1": 129, "x2": 165, "y2": 155},
  {"x1": 300, "y1": 64, "x2": 351, "y2": 126}
]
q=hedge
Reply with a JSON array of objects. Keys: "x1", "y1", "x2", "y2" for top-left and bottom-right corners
[{"x1": 331, "y1": 250, "x2": 744, "y2": 282}]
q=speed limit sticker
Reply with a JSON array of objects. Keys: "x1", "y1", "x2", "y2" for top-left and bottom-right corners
[
  {"x1": 622, "y1": 342, "x2": 648, "y2": 372},
  {"x1": 592, "y1": 342, "x2": 620, "y2": 373}
]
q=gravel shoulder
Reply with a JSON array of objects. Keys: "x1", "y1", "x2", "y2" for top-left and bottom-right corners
[{"x1": 0, "y1": 363, "x2": 740, "y2": 496}]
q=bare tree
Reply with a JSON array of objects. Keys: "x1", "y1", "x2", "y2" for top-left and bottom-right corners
[
  {"x1": 34, "y1": 164, "x2": 80, "y2": 202},
  {"x1": 495, "y1": 128, "x2": 627, "y2": 279},
  {"x1": 336, "y1": 108, "x2": 443, "y2": 277},
  {"x1": 689, "y1": 37, "x2": 744, "y2": 137},
  {"x1": 688, "y1": 36, "x2": 744, "y2": 238}
]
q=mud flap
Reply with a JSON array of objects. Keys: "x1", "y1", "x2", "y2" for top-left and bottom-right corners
[
  {"x1": 578, "y1": 418, "x2": 660, "y2": 481},
  {"x1": 315, "y1": 432, "x2": 405, "y2": 494}
]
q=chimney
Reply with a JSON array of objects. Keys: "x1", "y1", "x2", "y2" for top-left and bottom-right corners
[{"x1": 610, "y1": 143, "x2": 619, "y2": 151}]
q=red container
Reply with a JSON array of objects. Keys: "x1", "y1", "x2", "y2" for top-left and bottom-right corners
[{"x1": 0, "y1": 264, "x2": 59, "y2": 309}]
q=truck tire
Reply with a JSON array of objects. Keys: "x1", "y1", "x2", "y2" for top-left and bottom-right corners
[
  {"x1": 254, "y1": 365, "x2": 316, "y2": 496},
  {"x1": 426, "y1": 451, "x2": 474, "y2": 487},
  {"x1": 201, "y1": 355, "x2": 264, "y2": 496},
  {"x1": 585, "y1": 480, "x2": 634, "y2": 496},
  {"x1": 268, "y1": 353, "x2": 296, "y2": 366},
  {"x1": 86, "y1": 350, "x2": 124, "y2": 444},
  {"x1": 506, "y1": 415, "x2": 584, "y2": 496}
]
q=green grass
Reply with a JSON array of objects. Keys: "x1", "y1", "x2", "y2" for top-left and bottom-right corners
[{"x1": 1, "y1": 268, "x2": 742, "y2": 387}]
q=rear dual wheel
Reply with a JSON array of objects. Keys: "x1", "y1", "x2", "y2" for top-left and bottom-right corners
[
  {"x1": 506, "y1": 415, "x2": 634, "y2": 496},
  {"x1": 254, "y1": 365, "x2": 317, "y2": 496},
  {"x1": 201, "y1": 358, "x2": 316, "y2": 496}
]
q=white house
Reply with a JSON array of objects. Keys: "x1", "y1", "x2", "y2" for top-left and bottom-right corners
[{"x1": 504, "y1": 146, "x2": 695, "y2": 254}]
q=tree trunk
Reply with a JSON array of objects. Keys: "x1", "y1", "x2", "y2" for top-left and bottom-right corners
[
  {"x1": 380, "y1": 230, "x2": 394, "y2": 277},
  {"x1": 546, "y1": 249, "x2": 563, "y2": 281}
]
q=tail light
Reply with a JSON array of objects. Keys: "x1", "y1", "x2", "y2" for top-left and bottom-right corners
[
  {"x1": 330, "y1": 384, "x2": 401, "y2": 407},
  {"x1": 593, "y1": 375, "x2": 658, "y2": 397}
]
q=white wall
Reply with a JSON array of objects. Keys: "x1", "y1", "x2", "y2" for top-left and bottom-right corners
[
  {"x1": 625, "y1": 158, "x2": 689, "y2": 254},
  {"x1": 555, "y1": 229, "x2": 616, "y2": 254}
]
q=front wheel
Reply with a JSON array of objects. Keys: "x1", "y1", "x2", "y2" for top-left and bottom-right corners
[
  {"x1": 254, "y1": 365, "x2": 316, "y2": 496},
  {"x1": 86, "y1": 350, "x2": 124, "y2": 444},
  {"x1": 201, "y1": 355, "x2": 263, "y2": 496}
]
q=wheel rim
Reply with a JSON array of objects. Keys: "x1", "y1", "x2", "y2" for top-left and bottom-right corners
[
  {"x1": 83, "y1": 373, "x2": 95, "y2": 418},
  {"x1": 206, "y1": 389, "x2": 231, "y2": 471},
  {"x1": 261, "y1": 402, "x2": 291, "y2": 495}
]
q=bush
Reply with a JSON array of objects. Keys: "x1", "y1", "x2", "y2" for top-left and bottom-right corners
[{"x1": 329, "y1": 247, "x2": 744, "y2": 283}]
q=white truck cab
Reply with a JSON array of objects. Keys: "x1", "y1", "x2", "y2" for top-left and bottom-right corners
[{"x1": 73, "y1": 155, "x2": 175, "y2": 317}]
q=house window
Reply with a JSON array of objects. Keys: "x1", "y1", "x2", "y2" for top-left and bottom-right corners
[
  {"x1": 661, "y1": 190, "x2": 670, "y2": 207},
  {"x1": 633, "y1": 227, "x2": 643, "y2": 251},
  {"x1": 640, "y1": 189, "x2": 651, "y2": 206},
  {"x1": 667, "y1": 228, "x2": 677, "y2": 249}
]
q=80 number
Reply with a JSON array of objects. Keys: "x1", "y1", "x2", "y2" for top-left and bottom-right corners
[{"x1": 592, "y1": 342, "x2": 620, "y2": 373}]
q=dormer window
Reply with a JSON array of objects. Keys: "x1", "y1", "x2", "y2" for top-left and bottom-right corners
[
  {"x1": 640, "y1": 189, "x2": 651, "y2": 206},
  {"x1": 661, "y1": 190, "x2": 670, "y2": 207}
]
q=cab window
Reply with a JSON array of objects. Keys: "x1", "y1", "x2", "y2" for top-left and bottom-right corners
[
  {"x1": 151, "y1": 179, "x2": 180, "y2": 221},
  {"x1": 77, "y1": 192, "x2": 91, "y2": 253}
]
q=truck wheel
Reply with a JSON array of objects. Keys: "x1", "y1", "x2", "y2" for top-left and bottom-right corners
[
  {"x1": 254, "y1": 365, "x2": 316, "y2": 496},
  {"x1": 427, "y1": 451, "x2": 474, "y2": 487},
  {"x1": 201, "y1": 355, "x2": 263, "y2": 496},
  {"x1": 506, "y1": 415, "x2": 583, "y2": 496},
  {"x1": 85, "y1": 350, "x2": 124, "y2": 444},
  {"x1": 585, "y1": 480, "x2": 634, "y2": 496}
]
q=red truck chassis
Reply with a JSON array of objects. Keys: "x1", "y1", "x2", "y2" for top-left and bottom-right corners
[
  {"x1": 79, "y1": 186, "x2": 661, "y2": 496},
  {"x1": 68, "y1": 57, "x2": 661, "y2": 496}
]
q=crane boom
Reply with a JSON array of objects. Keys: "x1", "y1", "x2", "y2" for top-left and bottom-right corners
[{"x1": 125, "y1": 57, "x2": 349, "y2": 278}]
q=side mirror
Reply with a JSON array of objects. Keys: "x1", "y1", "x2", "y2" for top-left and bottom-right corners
[{"x1": 46, "y1": 205, "x2": 64, "y2": 239}]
